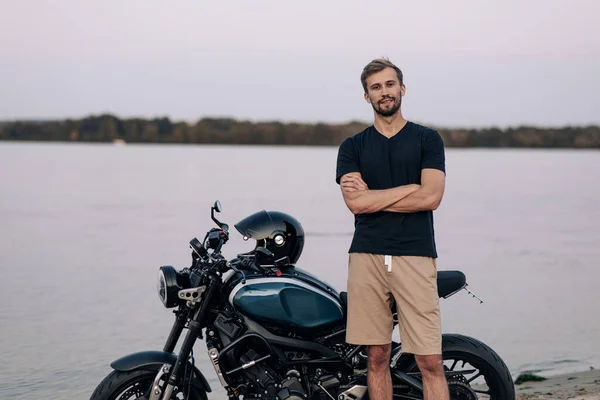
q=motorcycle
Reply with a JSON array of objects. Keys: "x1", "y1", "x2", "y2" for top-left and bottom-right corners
[{"x1": 90, "y1": 200, "x2": 515, "y2": 400}]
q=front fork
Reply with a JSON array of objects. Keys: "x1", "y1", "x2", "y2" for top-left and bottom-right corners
[
  {"x1": 163, "y1": 309, "x2": 188, "y2": 354},
  {"x1": 151, "y1": 273, "x2": 220, "y2": 400}
]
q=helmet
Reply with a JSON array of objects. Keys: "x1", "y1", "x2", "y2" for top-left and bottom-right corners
[{"x1": 234, "y1": 210, "x2": 305, "y2": 266}]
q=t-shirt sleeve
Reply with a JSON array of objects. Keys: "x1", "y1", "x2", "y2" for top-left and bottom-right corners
[
  {"x1": 421, "y1": 129, "x2": 446, "y2": 174},
  {"x1": 335, "y1": 137, "x2": 360, "y2": 184}
]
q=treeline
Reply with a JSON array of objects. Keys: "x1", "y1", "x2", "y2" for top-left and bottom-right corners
[{"x1": 1, "y1": 114, "x2": 599, "y2": 148}]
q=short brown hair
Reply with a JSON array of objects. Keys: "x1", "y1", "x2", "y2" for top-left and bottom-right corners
[{"x1": 360, "y1": 57, "x2": 404, "y2": 93}]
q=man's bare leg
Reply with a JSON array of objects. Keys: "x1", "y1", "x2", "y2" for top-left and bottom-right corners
[
  {"x1": 367, "y1": 344, "x2": 392, "y2": 400},
  {"x1": 415, "y1": 354, "x2": 449, "y2": 400}
]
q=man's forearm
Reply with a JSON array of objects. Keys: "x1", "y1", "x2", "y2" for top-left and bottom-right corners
[
  {"x1": 383, "y1": 187, "x2": 441, "y2": 212},
  {"x1": 346, "y1": 184, "x2": 419, "y2": 214}
]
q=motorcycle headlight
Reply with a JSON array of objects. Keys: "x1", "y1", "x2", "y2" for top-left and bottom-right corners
[{"x1": 157, "y1": 265, "x2": 181, "y2": 308}]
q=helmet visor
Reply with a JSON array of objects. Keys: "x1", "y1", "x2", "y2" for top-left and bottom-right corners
[{"x1": 234, "y1": 210, "x2": 278, "y2": 240}]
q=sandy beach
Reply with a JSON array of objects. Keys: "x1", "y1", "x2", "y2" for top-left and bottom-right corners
[{"x1": 515, "y1": 369, "x2": 600, "y2": 400}]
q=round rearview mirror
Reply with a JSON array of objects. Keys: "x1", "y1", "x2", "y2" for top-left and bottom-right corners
[{"x1": 214, "y1": 200, "x2": 222, "y2": 213}]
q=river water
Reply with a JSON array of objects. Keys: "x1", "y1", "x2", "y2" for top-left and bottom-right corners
[{"x1": 0, "y1": 142, "x2": 598, "y2": 399}]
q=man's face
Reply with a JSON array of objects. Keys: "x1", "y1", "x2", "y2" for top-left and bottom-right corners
[{"x1": 364, "y1": 67, "x2": 405, "y2": 117}]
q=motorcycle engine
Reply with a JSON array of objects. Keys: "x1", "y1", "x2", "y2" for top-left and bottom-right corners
[
  {"x1": 232, "y1": 349, "x2": 343, "y2": 400},
  {"x1": 233, "y1": 349, "x2": 281, "y2": 399},
  {"x1": 273, "y1": 369, "x2": 340, "y2": 400},
  {"x1": 231, "y1": 350, "x2": 307, "y2": 400},
  {"x1": 276, "y1": 371, "x2": 306, "y2": 400}
]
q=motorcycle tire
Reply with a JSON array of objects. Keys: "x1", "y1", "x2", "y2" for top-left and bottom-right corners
[
  {"x1": 89, "y1": 366, "x2": 208, "y2": 400},
  {"x1": 397, "y1": 333, "x2": 516, "y2": 400}
]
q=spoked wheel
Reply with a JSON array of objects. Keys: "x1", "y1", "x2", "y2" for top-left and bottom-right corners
[
  {"x1": 90, "y1": 366, "x2": 208, "y2": 400},
  {"x1": 397, "y1": 334, "x2": 515, "y2": 400}
]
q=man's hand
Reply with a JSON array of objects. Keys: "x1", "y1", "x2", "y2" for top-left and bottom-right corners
[
  {"x1": 383, "y1": 168, "x2": 445, "y2": 213},
  {"x1": 340, "y1": 173, "x2": 368, "y2": 192}
]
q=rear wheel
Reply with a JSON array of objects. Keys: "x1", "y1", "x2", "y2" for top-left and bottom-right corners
[
  {"x1": 393, "y1": 334, "x2": 515, "y2": 400},
  {"x1": 90, "y1": 365, "x2": 208, "y2": 400}
]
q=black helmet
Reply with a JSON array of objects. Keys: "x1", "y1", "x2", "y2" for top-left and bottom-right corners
[{"x1": 234, "y1": 210, "x2": 305, "y2": 266}]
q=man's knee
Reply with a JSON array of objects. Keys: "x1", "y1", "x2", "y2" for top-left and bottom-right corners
[
  {"x1": 415, "y1": 354, "x2": 444, "y2": 375},
  {"x1": 368, "y1": 344, "x2": 391, "y2": 371}
]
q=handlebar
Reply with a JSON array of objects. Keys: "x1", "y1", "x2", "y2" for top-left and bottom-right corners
[
  {"x1": 214, "y1": 235, "x2": 226, "y2": 255},
  {"x1": 187, "y1": 200, "x2": 266, "y2": 280}
]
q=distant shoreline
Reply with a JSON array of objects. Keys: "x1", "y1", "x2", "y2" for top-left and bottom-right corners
[
  {"x1": 1, "y1": 140, "x2": 599, "y2": 151},
  {"x1": 1, "y1": 114, "x2": 599, "y2": 148}
]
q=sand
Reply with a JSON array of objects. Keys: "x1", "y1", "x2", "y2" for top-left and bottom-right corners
[{"x1": 515, "y1": 369, "x2": 600, "y2": 400}]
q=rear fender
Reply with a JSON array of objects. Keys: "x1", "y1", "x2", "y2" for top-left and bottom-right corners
[{"x1": 110, "y1": 350, "x2": 212, "y2": 393}]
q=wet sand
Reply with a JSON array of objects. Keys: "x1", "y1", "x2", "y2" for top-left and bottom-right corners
[{"x1": 515, "y1": 369, "x2": 600, "y2": 400}]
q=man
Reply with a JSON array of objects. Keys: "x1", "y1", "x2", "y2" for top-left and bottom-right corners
[{"x1": 335, "y1": 58, "x2": 449, "y2": 400}]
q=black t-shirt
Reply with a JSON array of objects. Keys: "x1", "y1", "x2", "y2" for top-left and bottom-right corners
[{"x1": 335, "y1": 121, "x2": 446, "y2": 258}]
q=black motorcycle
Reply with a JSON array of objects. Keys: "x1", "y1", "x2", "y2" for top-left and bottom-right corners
[{"x1": 90, "y1": 201, "x2": 515, "y2": 400}]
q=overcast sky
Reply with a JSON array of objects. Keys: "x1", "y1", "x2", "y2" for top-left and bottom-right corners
[{"x1": 1, "y1": 0, "x2": 598, "y2": 128}]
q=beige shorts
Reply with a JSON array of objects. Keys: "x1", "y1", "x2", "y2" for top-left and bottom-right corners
[{"x1": 346, "y1": 252, "x2": 442, "y2": 355}]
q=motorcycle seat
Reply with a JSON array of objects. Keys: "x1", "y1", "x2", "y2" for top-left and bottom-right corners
[{"x1": 437, "y1": 270, "x2": 467, "y2": 298}]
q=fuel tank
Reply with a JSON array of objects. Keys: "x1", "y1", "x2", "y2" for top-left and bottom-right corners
[{"x1": 227, "y1": 266, "x2": 344, "y2": 331}]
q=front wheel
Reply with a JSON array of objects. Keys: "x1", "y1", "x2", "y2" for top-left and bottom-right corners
[{"x1": 90, "y1": 366, "x2": 208, "y2": 400}]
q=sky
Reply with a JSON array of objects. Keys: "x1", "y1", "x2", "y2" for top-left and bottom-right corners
[{"x1": 1, "y1": 0, "x2": 599, "y2": 128}]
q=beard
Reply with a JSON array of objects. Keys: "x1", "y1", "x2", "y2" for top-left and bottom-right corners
[{"x1": 372, "y1": 95, "x2": 402, "y2": 117}]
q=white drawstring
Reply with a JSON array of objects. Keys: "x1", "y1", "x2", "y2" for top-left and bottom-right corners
[{"x1": 385, "y1": 255, "x2": 392, "y2": 272}]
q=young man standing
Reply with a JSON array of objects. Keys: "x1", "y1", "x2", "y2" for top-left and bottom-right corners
[{"x1": 335, "y1": 58, "x2": 449, "y2": 400}]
